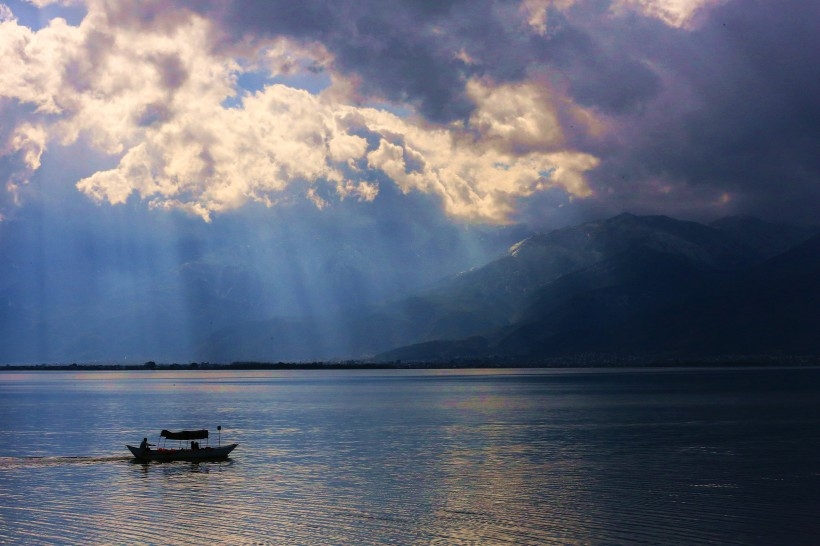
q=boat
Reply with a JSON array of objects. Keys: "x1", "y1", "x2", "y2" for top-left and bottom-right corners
[{"x1": 127, "y1": 427, "x2": 238, "y2": 462}]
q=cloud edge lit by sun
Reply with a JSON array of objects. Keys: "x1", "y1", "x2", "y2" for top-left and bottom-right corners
[{"x1": 0, "y1": 0, "x2": 609, "y2": 224}]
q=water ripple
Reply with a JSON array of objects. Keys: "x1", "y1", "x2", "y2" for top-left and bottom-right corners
[{"x1": 2, "y1": 368, "x2": 820, "y2": 544}]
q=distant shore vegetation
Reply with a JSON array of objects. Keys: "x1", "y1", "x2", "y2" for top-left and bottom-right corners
[{"x1": 2, "y1": 355, "x2": 819, "y2": 371}]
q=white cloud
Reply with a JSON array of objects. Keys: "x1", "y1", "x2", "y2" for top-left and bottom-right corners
[
  {"x1": 1, "y1": 1, "x2": 601, "y2": 224},
  {"x1": 519, "y1": 0, "x2": 578, "y2": 35},
  {"x1": 0, "y1": 4, "x2": 14, "y2": 22},
  {"x1": 612, "y1": 0, "x2": 725, "y2": 29},
  {"x1": 466, "y1": 79, "x2": 564, "y2": 153},
  {"x1": 360, "y1": 84, "x2": 599, "y2": 222},
  {"x1": 517, "y1": 0, "x2": 724, "y2": 31},
  {"x1": 25, "y1": 0, "x2": 73, "y2": 6},
  {"x1": 7, "y1": 123, "x2": 48, "y2": 171}
]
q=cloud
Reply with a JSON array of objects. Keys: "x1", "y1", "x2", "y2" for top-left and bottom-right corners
[
  {"x1": 0, "y1": 0, "x2": 603, "y2": 224},
  {"x1": 1, "y1": 0, "x2": 818, "y2": 225},
  {"x1": 611, "y1": 0, "x2": 725, "y2": 29},
  {"x1": 582, "y1": 0, "x2": 820, "y2": 223},
  {"x1": 0, "y1": 4, "x2": 13, "y2": 22},
  {"x1": 76, "y1": 77, "x2": 598, "y2": 223}
]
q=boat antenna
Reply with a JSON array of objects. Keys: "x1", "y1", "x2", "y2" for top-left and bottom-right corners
[{"x1": 218, "y1": 425, "x2": 221, "y2": 447}]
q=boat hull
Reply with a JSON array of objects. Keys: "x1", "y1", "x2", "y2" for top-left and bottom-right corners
[{"x1": 127, "y1": 443, "x2": 238, "y2": 462}]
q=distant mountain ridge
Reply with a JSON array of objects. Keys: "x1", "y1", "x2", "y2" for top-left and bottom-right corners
[
  {"x1": 0, "y1": 213, "x2": 521, "y2": 364},
  {"x1": 2, "y1": 212, "x2": 817, "y2": 364},
  {"x1": 709, "y1": 215, "x2": 818, "y2": 258},
  {"x1": 372, "y1": 214, "x2": 820, "y2": 362},
  {"x1": 198, "y1": 213, "x2": 819, "y2": 362}
]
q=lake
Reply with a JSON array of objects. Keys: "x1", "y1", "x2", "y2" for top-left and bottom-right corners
[{"x1": 1, "y1": 367, "x2": 819, "y2": 544}]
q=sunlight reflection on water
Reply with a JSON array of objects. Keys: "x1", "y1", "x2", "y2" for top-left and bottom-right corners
[{"x1": 1, "y1": 368, "x2": 820, "y2": 544}]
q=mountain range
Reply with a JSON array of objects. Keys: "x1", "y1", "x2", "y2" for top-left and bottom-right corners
[
  {"x1": 1, "y1": 212, "x2": 817, "y2": 364},
  {"x1": 203, "y1": 213, "x2": 820, "y2": 363}
]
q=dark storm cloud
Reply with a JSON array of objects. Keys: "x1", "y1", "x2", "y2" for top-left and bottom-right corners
[
  {"x1": 155, "y1": 1, "x2": 534, "y2": 120},
  {"x1": 585, "y1": 0, "x2": 820, "y2": 223},
  {"x1": 175, "y1": 0, "x2": 684, "y2": 118},
  {"x1": 526, "y1": 4, "x2": 665, "y2": 115},
  {"x1": 205, "y1": 0, "x2": 498, "y2": 121},
  {"x1": 184, "y1": 0, "x2": 665, "y2": 122},
  {"x1": 560, "y1": 41, "x2": 662, "y2": 115}
]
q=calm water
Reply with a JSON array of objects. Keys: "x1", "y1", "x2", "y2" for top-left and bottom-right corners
[{"x1": 1, "y1": 367, "x2": 819, "y2": 545}]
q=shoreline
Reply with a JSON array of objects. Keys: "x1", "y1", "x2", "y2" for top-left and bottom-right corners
[{"x1": 2, "y1": 355, "x2": 820, "y2": 371}]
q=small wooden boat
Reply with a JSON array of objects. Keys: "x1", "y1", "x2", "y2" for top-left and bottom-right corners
[{"x1": 127, "y1": 427, "x2": 238, "y2": 462}]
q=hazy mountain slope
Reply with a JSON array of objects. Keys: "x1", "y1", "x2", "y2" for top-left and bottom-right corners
[
  {"x1": 374, "y1": 218, "x2": 820, "y2": 362},
  {"x1": 493, "y1": 245, "x2": 716, "y2": 356},
  {"x1": 620, "y1": 232, "x2": 820, "y2": 355},
  {"x1": 0, "y1": 213, "x2": 522, "y2": 364},
  {"x1": 207, "y1": 214, "x2": 814, "y2": 362},
  {"x1": 7, "y1": 210, "x2": 808, "y2": 363},
  {"x1": 710, "y1": 216, "x2": 819, "y2": 259},
  {"x1": 377, "y1": 213, "x2": 759, "y2": 347},
  {"x1": 374, "y1": 243, "x2": 721, "y2": 361}
]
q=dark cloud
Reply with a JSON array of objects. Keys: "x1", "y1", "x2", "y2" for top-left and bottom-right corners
[
  {"x1": 63, "y1": 28, "x2": 115, "y2": 92},
  {"x1": 526, "y1": 6, "x2": 665, "y2": 115},
  {"x1": 582, "y1": 0, "x2": 820, "y2": 224},
  {"x1": 203, "y1": 0, "x2": 487, "y2": 121},
  {"x1": 173, "y1": 1, "x2": 670, "y2": 120},
  {"x1": 135, "y1": 102, "x2": 172, "y2": 127},
  {"x1": 152, "y1": 53, "x2": 189, "y2": 90},
  {"x1": 565, "y1": 53, "x2": 661, "y2": 114}
]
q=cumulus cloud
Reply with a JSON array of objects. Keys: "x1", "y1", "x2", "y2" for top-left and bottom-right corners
[
  {"x1": 0, "y1": 0, "x2": 602, "y2": 223},
  {"x1": 76, "y1": 77, "x2": 598, "y2": 222}
]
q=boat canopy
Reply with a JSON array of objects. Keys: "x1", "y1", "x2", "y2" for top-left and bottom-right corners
[{"x1": 160, "y1": 429, "x2": 209, "y2": 440}]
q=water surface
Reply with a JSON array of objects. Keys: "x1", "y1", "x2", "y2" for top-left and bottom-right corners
[{"x1": 1, "y1": 367, "x2": 819, "y2": 544}]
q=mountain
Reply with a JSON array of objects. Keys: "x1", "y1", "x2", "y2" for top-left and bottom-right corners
[
  {"x1": 3, "y1": 211, "x2": 815, "y2": 364},
  {"x1": 709, "y1": 216, "x2": 818, "y2": 258},
  {"x1": 396, "y1": 213, "x2": 755, "y2": 335},
  {"x1": 0, "y1": 209, "x2": 523, "y2": 364},
  {"x1": 374, "y1": 215, "x2": 820, "y2": 362},
  {"x1": 208, "y1": 213, "x2": 786, "y2": 362},
  {"x1": 620, "y1": 232, "x2": 820, "y2": 356}
]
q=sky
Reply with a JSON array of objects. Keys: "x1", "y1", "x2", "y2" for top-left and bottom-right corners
[
  {"x1": 2, "y1": 0, "x2": 819, "y2": 228},
  {"x1": 1, "y1": 0, "x2": 819, "y2": 362}
]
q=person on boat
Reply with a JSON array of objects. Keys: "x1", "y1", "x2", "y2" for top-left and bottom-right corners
[{"x1": 139, "y1": 438, "x2": 152, "y2": 451}]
